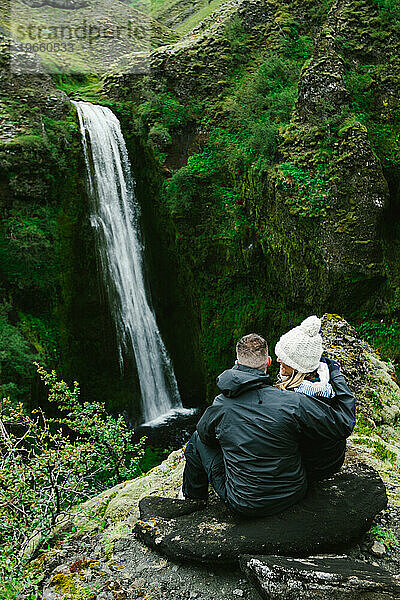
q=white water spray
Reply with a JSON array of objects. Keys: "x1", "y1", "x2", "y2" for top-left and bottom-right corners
[{"x1": 73, "y1": 101, "x2": 189, "y2": 424}]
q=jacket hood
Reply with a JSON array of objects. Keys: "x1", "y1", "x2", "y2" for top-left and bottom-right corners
[{"x1": 216, "y1": 364, "x2": 272, "y2": 398}]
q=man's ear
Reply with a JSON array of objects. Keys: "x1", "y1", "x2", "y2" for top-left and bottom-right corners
[{"x1": 267, "y1": 356, "x2": 272, "y2": 368}]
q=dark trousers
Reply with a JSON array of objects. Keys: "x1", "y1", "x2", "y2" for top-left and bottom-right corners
[{"x1": 182, "y1": 431, "x2": 228, "y2": 503}]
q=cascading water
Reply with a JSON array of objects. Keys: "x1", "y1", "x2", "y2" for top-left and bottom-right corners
[{"x1": 73, "y1": 101, "x2": 189, "y2": 425}]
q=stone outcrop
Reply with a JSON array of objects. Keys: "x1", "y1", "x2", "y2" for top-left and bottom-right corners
[
  {"x1": 240, "y1": 555, "x2": 400, "y2": 600},
  {"x1": 321, "y1": 315, "x2": 400, "y2": 506},
  {"x1": 269, "y1": 1, "x2": 389, "y2": 288},
  {"x1": 134, "y1": 463, "x2": 387, "y2": 566},
  {"x1": 59, "y1": 316, "x2": 400, "y2": 546},
  {"x1": 34, "y1": 315, "x2": 400, "y2": 598}
]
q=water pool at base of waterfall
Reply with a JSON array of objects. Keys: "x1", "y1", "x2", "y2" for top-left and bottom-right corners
[{"x1": 142, "y1": 406, "x2": 199, "y2": 428}]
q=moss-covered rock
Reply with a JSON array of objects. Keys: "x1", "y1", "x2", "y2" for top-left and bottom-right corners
[
  {"x1": 55, "y1": 315, "x2": 399, "y2": 550},
  {"x1": 33, "y1": 315, "x2": 400, "y2": 598}
]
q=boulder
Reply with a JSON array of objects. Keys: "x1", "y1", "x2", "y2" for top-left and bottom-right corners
[
  {"x1": 239, "y1": 554, "x2": 400, "y2": 600},
  {"x1": 134, "y1": 463, "x2": 387, "y2": 566}
]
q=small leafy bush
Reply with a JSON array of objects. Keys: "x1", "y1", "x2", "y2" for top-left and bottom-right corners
[
  {"x1": 0, "y1": 365, "x2": 146, "y2": 589},
  {"x1": 36, "y1": 364, "x2": 147, "y2": 487},
  {"x1": 369, "y1": 524, "x2": 399, "y2": 550}
]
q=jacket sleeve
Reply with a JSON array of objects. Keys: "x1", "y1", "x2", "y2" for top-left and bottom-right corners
[
  {"x1": 196, "y1": 399, "x2": 225, "y2": 448},
  {"x1": 295, "y1": 363, "x2": 355, "y2": 441}
]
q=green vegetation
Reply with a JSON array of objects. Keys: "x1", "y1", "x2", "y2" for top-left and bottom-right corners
[
  {"x1": 144, "y1": 0, "x2": 226, "y2": 35},
  {"x1": 0, "y1": 109, "x2": 79, "y2": 402},
  {"x1": 373, "y1": 0, "x2": 400, "y2": 23},
  {"x1": 154, "y1": 40, "x2": 320, "y2": 381},
  {"x1": 0, "y1": 366, "x2": 154, "y2": 594},
  {"x1": 356, "y1": 318, "x2": 400, "y2": 372},
  {"x1": 278, "y1": 162, "x2": 329, "y2": 217},
  {"x1": 369, "y1": 524, "x2": 400, "y2": 550},
  {"x1": 52, "y1": 74, "x2": 105, "y2": 103},
  {"x1": 0, "y1": 303, "x2": 38, "y2": 399},
  {"x1": 352, "y1": 437, "x2": 397, "y2": 464}
]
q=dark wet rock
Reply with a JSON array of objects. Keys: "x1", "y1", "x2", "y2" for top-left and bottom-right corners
[
  {"x1": 135, "y1": 463, "x2": 387, "y2": 566},
  {"x1": 296, "y1": 33, "x2": 349, "y2": 120},
  {"x1": 140, "y1": 497, "x2": 208, "y2": 519},
  {"x1": 240, "y1": 554, "x2": 400, "y2": 600}
]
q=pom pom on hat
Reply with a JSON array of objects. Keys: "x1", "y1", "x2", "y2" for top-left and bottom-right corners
[
  {"x1": 300, "y1": 315, "x2": 321, "y2": 337},
  {"x1": 275, "y1": 315, "x2": 323, "y2": 373}
]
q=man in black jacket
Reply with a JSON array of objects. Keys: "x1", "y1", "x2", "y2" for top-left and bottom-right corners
[{"x1": 181, "y1": 333, "x2": 355, "y2": 517}]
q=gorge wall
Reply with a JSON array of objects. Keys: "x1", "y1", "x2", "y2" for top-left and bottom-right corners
[
  {"x1": 105, "y1": 0, "x2": 400, "y2": 396},
  {"x1": 0, "y1": 0, "x2": 399, "y2": 415}
]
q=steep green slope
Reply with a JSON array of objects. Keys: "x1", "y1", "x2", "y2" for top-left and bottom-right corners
[
  {"x1": 0, "y1": 0, "x2": 177, "y2": 75},
  {"x1": 104, "y1": 0, "x2": 400, "y2": 394},
  {"x1": 1, "y1": 0, "x2": 399, "y2": 414},
  {"x1": 147, "y1": 0, "x2": 228, "y2": 34}
]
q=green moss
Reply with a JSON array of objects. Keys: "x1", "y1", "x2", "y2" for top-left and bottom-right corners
[
  {"x1": 50, "y1": 573, "x2": 97, "y2": 599},
  {"x1": 277, "y1": 162, "x2": 330, "y2": 217},
  {"x1": 353, "y1": 437, "x2": 397, "y2": 464},
  {"x1": 53, "y1": 74, "x2": 105, "y2": 103},
  {"x1": 51, "y1": 573, "x2": 76, "y2": 592},
  {"x1": 322, "y1": 313, "x2": 343, "y2": 322}
]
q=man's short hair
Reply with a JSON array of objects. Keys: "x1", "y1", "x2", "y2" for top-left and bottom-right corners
[{"x1": 236, "y1": 333, "x2": 268, "y2": 370}]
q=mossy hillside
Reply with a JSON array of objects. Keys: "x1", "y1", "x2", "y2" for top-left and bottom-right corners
[
  {"x1": 144, "y1": 0, "x2": 228, "y2": 35},
  {"x1": 321, "y1": 315, "x2": 400, "y2": 505},
  {"x1": 104, "y1": 0, "x2": 400, "y2": 395},
  {"x1": 331, "y1": 0, "x2": 400, "y2": 341},
  {"x1": 0, "y1": 34, "x2": 72, "y2": 401},
  {"x1": 0, "y1": 0, "x2": 178, "y2": 76},
  {"x1": 311, "y1": 0, "x2": 400, "y2": 357},
  {"x1": 105, "y1": 0, "x2": 329, "y2": 103},
  {"x1": 109, "y1": 0, "x2": 357, "y2": 392}
]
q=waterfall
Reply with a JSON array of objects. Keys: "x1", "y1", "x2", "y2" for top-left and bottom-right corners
[{"x1": 73, "y1": 101, "x2": 187, "y2": 425}]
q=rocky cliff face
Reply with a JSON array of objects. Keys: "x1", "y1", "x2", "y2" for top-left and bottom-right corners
[
  {"x1": 104, "y1": 0, "x2": 400, "y2": 392},
  {"x1": 1, "y1": 0, "x2": 399, "y2": 415}
]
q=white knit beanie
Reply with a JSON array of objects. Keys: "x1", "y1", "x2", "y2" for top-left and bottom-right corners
[{"x1": 275, "y1": 315, "x2": 323, "y2": 373}]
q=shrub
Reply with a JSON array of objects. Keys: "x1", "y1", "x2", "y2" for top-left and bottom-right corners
[
  {"x1": 36, "y1": 364, "x2": 147, "y2": 487},
  {"x1": 369, "y1": 524, "x2": 399, "y2": 550},
  {"x1": 0, "y1": 365, "x2": 146, "y2": 589}
]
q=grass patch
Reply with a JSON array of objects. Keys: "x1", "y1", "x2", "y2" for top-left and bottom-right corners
[{"x1": 353, "y1": 437, "x2": 397, "y2": 464}]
